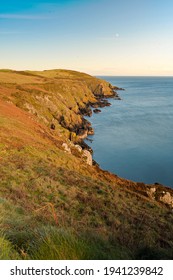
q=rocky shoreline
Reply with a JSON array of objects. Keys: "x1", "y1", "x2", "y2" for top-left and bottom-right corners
[
  {"x1": 61, "y1": 82, "x2": 173, "y2": 210},
  {"x1": 60, "y1": 83, "x2": 123, "y2": 165},
  {"x1": 78, "y1": 86, "x2": 123, "y2": 153},
  {"x1": 1, "y1": 69, "x2": 173, "y2": 261},
  {"x1": 76, "y1": 85, "x2": 123, "y2": 144}
]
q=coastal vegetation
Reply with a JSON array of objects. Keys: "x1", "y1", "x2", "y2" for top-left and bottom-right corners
[{"x1": 0, "y1": 69, "x2": 173, "y2": 260}]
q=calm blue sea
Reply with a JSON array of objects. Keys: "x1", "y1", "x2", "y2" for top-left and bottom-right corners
[{"x1": 86, "y1": 76, "x2": 173, "y2": 188}]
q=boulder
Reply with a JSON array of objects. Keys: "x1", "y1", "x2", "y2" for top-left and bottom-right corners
[
  {"x1": 160, "y1": 192, "x2": 173, "y2": 208},
  {"x1": 147, "y1": 187, "x2": 156, "y2": 199},
  {"x1": 75, "y1": 144, "x2": 82, "y2": 153},
  {"x1": 93, "y1": 109, "x2": 101, "y2": 114},
  {"x1": 82, "y1": 150, "x2": 92, "y2": 166},
  {"x1": 62, "y1": 143, "x2": 71, "y2": 154},
  {"x1": 88, "y1": 127, "x2": 94, "y2": 135},
  {"x1": 77, "y1": 129, "x2": 88, "y2": 139}
]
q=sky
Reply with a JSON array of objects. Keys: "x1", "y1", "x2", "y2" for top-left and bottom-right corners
[{"x1": 1, "y1": 0, "x2": 173, "y2": 75}]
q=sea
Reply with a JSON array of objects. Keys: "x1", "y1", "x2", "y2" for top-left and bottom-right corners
[{"x1": 85, "y1": 76, "x2": 173, "y2": 188}]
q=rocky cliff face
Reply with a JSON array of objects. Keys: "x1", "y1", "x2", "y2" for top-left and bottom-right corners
[
  {"x1": 0, "y1": 69, "x2": 173, "y2": 260},
  {"x1": 147, "y1": 185, "x2": 173, "y2": 209},
  {"x1": 0, "y1": 69, "x2": 119, "y2": 139},
  {"x1": 0, "y1": 69, "x2": 121, "y2": 167}
]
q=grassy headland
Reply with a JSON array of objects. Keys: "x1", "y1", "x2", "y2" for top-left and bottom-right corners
[{"x1": 0, "y1": 69, "x2": 173, "y2": 260}]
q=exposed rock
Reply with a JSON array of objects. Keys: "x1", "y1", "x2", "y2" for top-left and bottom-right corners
[
  {"x1": 92, "y1": 159, "x2": 99, "y2": 167},
  {"x1": 147, "y1": 187, "x2": 156, "y2": 199},
  {"x1": 24, "y1": 103, "x2": 37, "y2": 115},
  {"x1": 75, "y1": 144, "x2": 82, "y2": 153},
  {"x1": 77, "y1": 129, "x2": 88, "y2": 139},
  {"x1": 160, "y1": 192, "x2": 173, "y2": 208},
  {"x1": 68, "y1": 141, "x2": 83, "y2": 153},
  {"x1": 75, "y1": 119, "x2": 93, "y2": 138},
  {"x1": 93, "y1": 83, "x2": 104, "y2": 97},
  {"x1": 50, "y1": 123, "x2": 55, "y2": 130},
  {"x1": 114, "y1": 96, "x2": 121, "y2": 100},
  {"x1": 88, "y1": 127, "x2": 94, "y2": 135},
  {"x1": 80, "y1": 105, "x2": 92, "y2": 117},
  {"x1": 91, "y1": 99, "x2": 111, "y2": 108},
  {"x1": 82, "y1": 150, "x2": 92, "y2": 166},
  {"x1": 62, "y1": 143, "x2": 71, "y2": 154},
  {"x1": 93, "y1": 109, "x2": 101, "y2": 114},
  {"x1": 112, "y1": 86, "x2": 125, "y2": 91},
  {"x1": 80, "y1": 141, "x2": 93, "y2": 154}
]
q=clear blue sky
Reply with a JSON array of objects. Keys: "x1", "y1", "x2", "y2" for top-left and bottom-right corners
[{"x1": 1, "y1": 0, "x2": 173, "y2": 75}]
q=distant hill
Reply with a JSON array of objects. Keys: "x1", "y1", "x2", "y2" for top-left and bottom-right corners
[{"x1": 0, "y1": 69, "x2": 173, "y2": 260}]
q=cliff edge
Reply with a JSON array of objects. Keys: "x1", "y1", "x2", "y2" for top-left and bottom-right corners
[{"x1": 0, "y1": 69, "x2": 173, "y2": 260}]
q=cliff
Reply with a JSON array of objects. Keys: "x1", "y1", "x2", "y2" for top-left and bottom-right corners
[{"x1": 0, "y1": 69, "x2": 173, "y2": 260}]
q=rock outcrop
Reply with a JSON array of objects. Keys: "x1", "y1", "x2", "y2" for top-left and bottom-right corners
[
  {"x1": 93, "y1": 109, "x2": 101, "y2": 114},
  {"x1": 160, "y1": 192, "x2": 173, "y2": 208},
  {"x1": 62, "y1": 143, "x2": 71, "y2": 154},
  {"x1": 147, "y1": 187, "x2": 156, "y2": 199},
  {"x1": 82, "y1": 150, "x2": 92, "y2": 166},
  {"x1": 1, "y1": 69, "x2": 173, "y2": 260}
]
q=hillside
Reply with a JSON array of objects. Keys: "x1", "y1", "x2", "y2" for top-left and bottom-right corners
[{"x1": 0, "y1": 69, "x2": 173, "y2": 260}]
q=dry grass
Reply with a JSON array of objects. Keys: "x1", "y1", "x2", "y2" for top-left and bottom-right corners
[{"x1": 0, "y1": 69, "x2": 173, "y2": 259}]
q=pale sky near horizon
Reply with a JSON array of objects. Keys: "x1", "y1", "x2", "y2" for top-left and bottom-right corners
[{"x1": 1, "y1": 0, "x2": 173, "y2": 75}]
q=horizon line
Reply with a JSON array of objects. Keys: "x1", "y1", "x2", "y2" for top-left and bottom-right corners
[{"x1": 0, "y1": 68, "x2": 173, "y2": 77}]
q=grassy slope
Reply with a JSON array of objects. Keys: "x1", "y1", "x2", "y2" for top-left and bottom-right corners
[{"x1": 0, "y1": 69, "x2": 173, "y2": 260}]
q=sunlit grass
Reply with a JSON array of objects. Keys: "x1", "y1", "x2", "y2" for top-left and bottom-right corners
[{"x1": 0, "y1": 69, "x2": 173, "y2": 260}]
